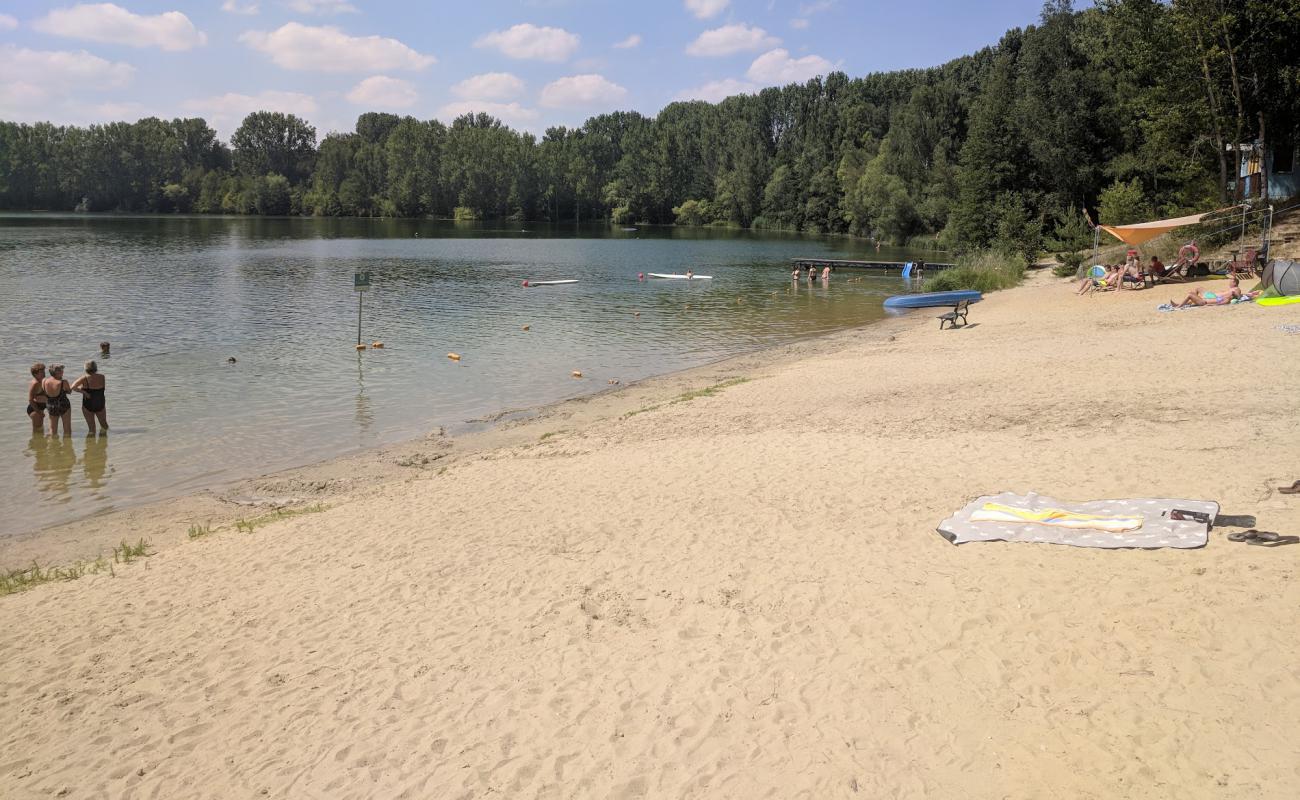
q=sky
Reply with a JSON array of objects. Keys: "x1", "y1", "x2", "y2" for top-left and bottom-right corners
[{"x1": 0, "y1": 0, "x2": 1087, "y2": 141}]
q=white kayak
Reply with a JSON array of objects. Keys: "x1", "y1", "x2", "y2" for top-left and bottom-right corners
[
  {"x1": 522, "y1": 279, "x2": 579, "y2": 286},
  {"x1": 647, "y1": 273, "x2": 713, "y2": 280}
]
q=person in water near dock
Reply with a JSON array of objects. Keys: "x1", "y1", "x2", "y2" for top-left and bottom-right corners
[
  {"x1": 99, "y1": 341, "x2": 110, "y2": 357},
  {"x1": 26, "y1": 362, "x2": 47, "y2": 432},
  {"x1": 71, "y1": 360, "x2": 108, "y2": 435},
  {"x1": 42, "y1": 363, "x2": 73, "y2": 436},
  {"x1": 821, "y1": 266, "x2": 830, "y2": 281}
]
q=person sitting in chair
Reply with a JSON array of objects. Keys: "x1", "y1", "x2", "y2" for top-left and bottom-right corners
[{"x1": 1170, "y1": 241, "x2": 1198, "y2": 277}]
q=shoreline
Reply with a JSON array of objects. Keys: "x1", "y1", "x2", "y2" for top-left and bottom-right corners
[
  {"x1": 0, "y1": 311, "x2": 917, "y2": 569},
  {"x1": 4, "y1": 271, "x2": 1299, "y2": 797}
]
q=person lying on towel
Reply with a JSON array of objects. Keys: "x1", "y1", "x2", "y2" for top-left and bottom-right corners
[{"x1": 1170, "y1": 277, "x2": 1260, "y2": 308}]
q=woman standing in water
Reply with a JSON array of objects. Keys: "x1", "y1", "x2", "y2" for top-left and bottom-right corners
[
  {"x1": 26, "y1": 362, "x2": 47, "y2": 432},
  {"x1": 71, "y1": 360, "x2": 108, "y2": 434},
  {"x1": 42, "y1": 364, "x2": 73, "y2": 435}
]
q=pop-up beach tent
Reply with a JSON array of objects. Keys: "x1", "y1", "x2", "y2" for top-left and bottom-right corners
[
  {"x1": 1262, "y1": 258, "x2": 1299, "y2": 296},
  {"x1": 1098, "y1": 209, "x2": 1223, "y2": 246}
]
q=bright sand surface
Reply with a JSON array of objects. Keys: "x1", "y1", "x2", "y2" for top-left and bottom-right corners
[{"x1": 3, "y1": 271, "x2": 1299, "y2": 799}]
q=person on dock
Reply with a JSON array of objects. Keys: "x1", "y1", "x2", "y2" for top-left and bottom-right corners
[
  {"x1": 42, "y1": 364, "x2": 73, "y2": 436},
  {"x1": 71, "y1": 360, "x2": 108, "y2": 435},
  {"x1": 26, "y1": 362, "x2": 47, "y2": 433}
]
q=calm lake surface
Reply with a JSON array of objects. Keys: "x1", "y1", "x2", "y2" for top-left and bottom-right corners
[{"x1": 0, "y1": 215, "x2": 938, "y2": 538}]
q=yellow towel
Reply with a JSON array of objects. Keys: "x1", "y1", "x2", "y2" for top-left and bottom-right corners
[{"x1": 970, "y1": 502, "x2": 1143, "y2": 533}]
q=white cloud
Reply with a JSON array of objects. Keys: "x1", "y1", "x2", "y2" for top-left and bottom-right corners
[
  {"x1": 686, "y1": 24, "x2": 779, "y2": 57},
  {"x1": 799, "y1": 0, "x2": 835, "y2": 14},
  {"x1": 33, "y1": 3, "x2": 206, "y2": 51},
  {"x1": 240, "y1": 23, "x2": 435, "y2": 72},
  {"x1": 89, "y1": 101, "x2": 149, "y2": 119},
  {"x1": 0, "y1": 13, "x2": 18, "y2": 30},
  {"x1": 346, "y1": 75, "x2": 417, "y2": 108},
  {"x1": 684, "y1": 0, "x2": 729, "y2": 19},
  {"x1": 674, "y1": 78, "x2": 758, "y2": 103},
  {"x1": 0, "y1": 45, "x2": 135, "y2": 110},
  {"x1": 182, "y1": 90, "x2": 318, "y2": 136},
  {"x1": 452, "y1": 72, "x2": 525, "y2": 100},
  {"x1": 791, "y1": 1, "x2": 833, "y2": 30},
  {"x1": 475, "y1": 23, "x2": 579, "y2": 62},
  {"x1": 437, "y1": 101, "x2": 538, "y2": 126},
  {"x1": 539, "y1": 74, "x2": 627, "y2": 108},
  {"x1": 746, "y1": 48, "x2": 832, "y2": 83},
  {"x1": 613, "y1": 34, "x2": 641, "y2": 49},
  {"x1": 221, "y1": 1, "x2": 259, "y2": 14},
  {"x1": 285, "y1": 0, "x2": 357, "y2": 13}
]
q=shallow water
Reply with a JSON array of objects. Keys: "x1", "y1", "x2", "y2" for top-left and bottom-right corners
[{"x1": 0, "y1": 215, "x2": 935, "y2": 537}]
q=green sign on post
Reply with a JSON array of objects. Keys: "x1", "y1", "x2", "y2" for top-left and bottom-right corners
[{"x1": 354, "y1": 272, "x2": 372, "y2": 346}]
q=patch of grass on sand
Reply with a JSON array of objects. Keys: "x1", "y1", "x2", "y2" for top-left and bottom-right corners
[
  {"x1": 621, "y1": 377, "x2": 751, "y2": 420},
  {"x1": 113, "y1": 538, "x2": 153, "y2": 564},
  {"x1": 622, "y1": 404, "x2": 661, "y2": 419},
  {"x1": 0, "y1": 557, "x2": 111, "y2": 596},
  {"x1": 539, "y1": 429, "x2": 569, "y2": 441},
  {"x1": 187, "y1": 522, "x2": 214, "y2": 540},
  {"x1": 235, "y1": 503, "x2": 327, "y2": 534},
  {"x1": 672, "y1": 377, "x2": 750, "y2": 404}
]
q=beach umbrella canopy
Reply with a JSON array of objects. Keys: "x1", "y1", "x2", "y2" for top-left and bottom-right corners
[{"x1": 1098, "y1": 210, "x2": 1220, "y2": 247}]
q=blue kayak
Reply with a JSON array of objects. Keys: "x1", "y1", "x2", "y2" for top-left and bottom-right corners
[{"x1": 883, "y1": 290, "x2": 982, "y2": 309}]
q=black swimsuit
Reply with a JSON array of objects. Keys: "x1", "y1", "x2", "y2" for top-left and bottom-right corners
[
  {"x1": 45, "y1": 380, "x2": 71, "y2": 417},
  {"x1": 82, "y1": 382, "x2": 105, "y2": 413}
]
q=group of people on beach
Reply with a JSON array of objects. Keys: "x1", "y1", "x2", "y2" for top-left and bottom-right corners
[
  {"x1": 26, "y1": 342, "x2": 110, "y2": 436},
  {"x1": 1075, "y1": 242, "x2": 1206, "y2": 295}
]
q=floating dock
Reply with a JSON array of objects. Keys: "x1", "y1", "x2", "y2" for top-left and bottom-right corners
[{"x1": 792, "y1": 258, "x2": 953, "y2": 272}]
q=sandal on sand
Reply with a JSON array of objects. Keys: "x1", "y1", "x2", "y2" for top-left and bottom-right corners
[
  {"x1": 1278, "y1": 480, "x2": 1300, "y2": 495},
  {"x1": 1227, "y1": 529, "x2": 1267, "y2": 542},
  {"x1": 1250, "y1": 535, "x2": 1300, "y2": 547}
]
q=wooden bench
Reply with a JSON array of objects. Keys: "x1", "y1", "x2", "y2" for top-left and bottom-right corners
[{"x1": 938, "y1": 299, "x2": 971, "y2": 330}]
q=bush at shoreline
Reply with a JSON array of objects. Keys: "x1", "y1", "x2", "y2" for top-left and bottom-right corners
[{"x1": 923, "y1": 250, "x2": 1026, "y2": 293}]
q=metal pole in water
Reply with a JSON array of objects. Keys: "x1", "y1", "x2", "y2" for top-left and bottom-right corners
[{"x1": 357, "y1": 291, "x2": 363, "y2": 346}]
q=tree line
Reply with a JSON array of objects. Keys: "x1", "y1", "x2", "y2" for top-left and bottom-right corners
[{"x1": 1, "y1": 0, "x2": 1295, "y2": 258}]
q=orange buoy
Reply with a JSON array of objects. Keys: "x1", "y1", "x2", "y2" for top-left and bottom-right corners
[
  {"x1": 571, "y1": 370, "x2": 583, "y2": 378},
  {"x1": 371, "y1": 341, "x2": 384, "y2": 349},
  {"x1": 633, "y1": 311, "x2": 640, "y2": 317},
  {"x1": 447, "y1": 353, "x2": 461, "y2": 361},
  {"x1": 355, "y1": 344, "x2": 367, "y2": 351},
  {"x1": 522, "y1": 325, "x2": 530, "y2": 331}
]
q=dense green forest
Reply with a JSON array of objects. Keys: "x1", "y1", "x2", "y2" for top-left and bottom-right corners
[{"x1": 1, "y1": 0, "x2": 1296, "y2": 258}]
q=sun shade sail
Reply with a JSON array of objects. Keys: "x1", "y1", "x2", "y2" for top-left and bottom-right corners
[{"x1": 1098, "y1": 209, "x2": 1228, "y2": 246}]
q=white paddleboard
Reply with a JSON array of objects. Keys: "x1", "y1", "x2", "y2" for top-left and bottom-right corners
[
  {"x1": 523, "y1": 279, "x2": 579, "y2": 286},
  {"x1": 647, "y1": 273, "x2": 713, "y2": 280}
]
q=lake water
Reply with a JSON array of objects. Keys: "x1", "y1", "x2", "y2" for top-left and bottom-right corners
[{"x1": 0, "y1": 215, "x2": 935, "y2": 538}]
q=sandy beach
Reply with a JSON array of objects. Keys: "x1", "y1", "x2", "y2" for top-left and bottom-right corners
[{"x1": 3, "y1": 269, "x2": 1299, "y2": 798}]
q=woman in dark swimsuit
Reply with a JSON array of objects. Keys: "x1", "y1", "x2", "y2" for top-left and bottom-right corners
[
  {"x1": 26, "y1": 362, "x2": 47, "y2": 432},
  {"x1": 71, "y1": 360, "x2": 108, "y2": 434},
  {"x1": 42, "y1": 363, "x2": 73, "y2": 436}
]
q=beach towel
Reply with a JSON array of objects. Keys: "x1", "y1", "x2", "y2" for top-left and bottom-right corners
[
  {"x1": 938, "y1": 492, "x2": 1218, "y2": 549},
  {"x1": 970, "y1": 502, "x2": 1143, "y2": 532}
]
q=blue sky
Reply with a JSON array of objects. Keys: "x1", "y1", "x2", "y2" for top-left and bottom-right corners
[{"x1": 1, "y1": 1, "x2": 1087, "y2": 140}]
